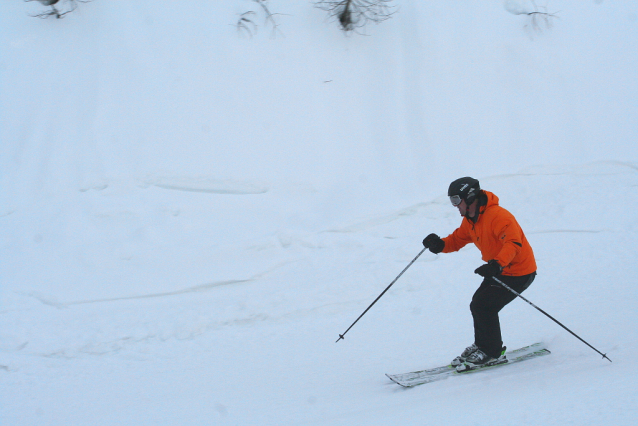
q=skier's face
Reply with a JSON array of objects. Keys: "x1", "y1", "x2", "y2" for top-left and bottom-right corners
[
  {"x1": 456, "y1": 199, "x2": 468, "y2": 216},
  {"x1": 457, "y1": 199, "x2": 476, "y2": 217}
]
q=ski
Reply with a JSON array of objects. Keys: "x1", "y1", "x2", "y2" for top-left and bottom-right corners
[{"x1": 386, "y1": 342, "x2": 550, "y2": 387}]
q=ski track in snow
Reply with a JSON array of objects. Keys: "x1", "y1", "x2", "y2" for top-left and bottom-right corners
[
  {"x1": 21, "y1": 279, "x2": 252, "y2": 308},
  {"x1": 144, "y1": 176, "x2": 269, "y2": 195}
]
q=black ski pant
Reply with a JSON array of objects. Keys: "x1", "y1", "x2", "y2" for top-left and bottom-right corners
[{"x1": 470, "y1": 272, "x2": 536, "y2": 359}]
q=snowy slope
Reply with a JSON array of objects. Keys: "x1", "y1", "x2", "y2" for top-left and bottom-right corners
[{"x1": 1, "y1": 1, "x2": 637, "y2": 425}]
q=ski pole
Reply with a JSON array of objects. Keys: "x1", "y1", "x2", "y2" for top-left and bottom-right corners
[
  {"x1": 491, "y1": 276, "x2": 612, "y2": 362},
  {"x1": 336, "y1": 247, "x2": 427, "y2": 343}
]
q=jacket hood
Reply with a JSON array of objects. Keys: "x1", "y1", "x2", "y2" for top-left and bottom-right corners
[
  {"x1": 468, "y1": 190, "x2": 499, "y2": 223},
  {"x1": 481, "y1": 191, "x2": 499, "y2": 210}
]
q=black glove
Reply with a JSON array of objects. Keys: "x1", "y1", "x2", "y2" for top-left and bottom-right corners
[
  {"x1": 423, "y1": 233, "x2": 445, "y2": 254},
  {"x1": 474, "y1": 260, "x2": 503, "y2": 278}
]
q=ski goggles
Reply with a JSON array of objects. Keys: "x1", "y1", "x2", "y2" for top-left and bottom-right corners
[{"x1": 449, "y1": 195, "x2": 463, "y2": 206}]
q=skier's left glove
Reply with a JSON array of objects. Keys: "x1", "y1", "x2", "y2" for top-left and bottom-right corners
[
  {"x1": 474, "y1": 260, "x2": 503, "y2": 278},
  {"x1": 423, "y1": 233, "x2": 445, "y2": 254}
]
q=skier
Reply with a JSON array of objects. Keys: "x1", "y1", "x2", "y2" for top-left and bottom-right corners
[{"x1": 422, "y1": 177, "x2": 537, "y2": 370}]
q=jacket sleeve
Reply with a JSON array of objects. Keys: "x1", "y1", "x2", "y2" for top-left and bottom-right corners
[
  {"x1": 442, "y1": 221, "x2": 473, "y2": 253},
  {"x1": 492, "y1": 216, "x2": 523, "y2": 267}
]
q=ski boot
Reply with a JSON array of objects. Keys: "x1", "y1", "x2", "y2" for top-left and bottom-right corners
[
  {"x1": 451, "y1": 343, "x2": 478, "y2": 367},
  {"x1": 456, "y1": 347, "x2": 508, "y2": 372}
]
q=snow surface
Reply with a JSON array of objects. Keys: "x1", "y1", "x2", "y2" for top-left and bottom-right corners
[{"x1": 2, "y1": 1, "x2": 637, "y2": 425}]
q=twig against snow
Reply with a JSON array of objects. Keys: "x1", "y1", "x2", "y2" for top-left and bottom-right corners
[
  {"x1": 235, "y1": 0, "x2": 287, "y2": 39},
  {"x1": 505, "y1": 1, "x2": 559, "y2": 34},
  {"x1": 25, "y1": 0, "x2": 92, "y2": 19}
]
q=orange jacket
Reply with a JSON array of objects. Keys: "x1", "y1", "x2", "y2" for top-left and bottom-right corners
[{"x1": 442, "y1": 191, "x2": 536, "y2": 276}]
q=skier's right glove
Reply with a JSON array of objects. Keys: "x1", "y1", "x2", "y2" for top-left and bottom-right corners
[{"x1": 423, "y1": 233, "x2": 445, "y2": 254}]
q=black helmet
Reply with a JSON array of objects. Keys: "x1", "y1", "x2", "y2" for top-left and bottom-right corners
[{"x1": 448, "y1": 177, "x2": 480, "y2": 206}]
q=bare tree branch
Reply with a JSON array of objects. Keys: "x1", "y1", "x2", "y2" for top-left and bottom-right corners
[
  {"x1": 235, "y1": 0, "x2": 287, "y2": 38},
  {"x1": 25, "y1": 0, "x2": 92, "y2": 19},
  {"x1": 505, "y1": 1, "x2": 559, "y2": 34},
  {"x1": 525, "y1": 9, "x2": 559, "y2": 33},
  {"x1": 236, "y1": 11, "x2": 258, "y2": 38},
  {"x1": 314, "y1": 0, "x2": 397, "y2": 33}
]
